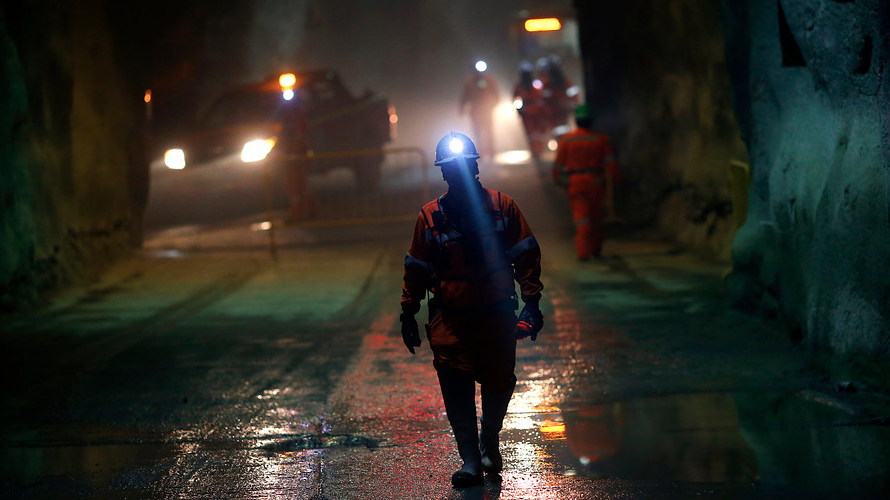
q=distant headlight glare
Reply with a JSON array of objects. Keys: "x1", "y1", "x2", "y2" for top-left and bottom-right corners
[
  {"x1": 241, "y1": 138, "x2": 277, "y2": 163},
  {"x1": 164, "y1": 149, "x2": 185, "y2": 169}
]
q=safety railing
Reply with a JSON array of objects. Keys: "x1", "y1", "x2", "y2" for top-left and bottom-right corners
[
  {"x1": 143, "y1": 146, "x2": 433, "y2": 259},
  {"x1": 260, "y1": 146, "x2": 432, "y2": 259}
]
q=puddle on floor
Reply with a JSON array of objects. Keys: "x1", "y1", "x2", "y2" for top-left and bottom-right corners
[
  {"x1": 507, "y1": 391, "x2": 889, "y2": 497},
  {"x1": 2, "y1": 392, "x2": 888, "y2": 498}
]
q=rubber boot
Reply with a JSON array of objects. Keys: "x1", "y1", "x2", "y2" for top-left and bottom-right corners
[
  {"x1": 438, "y1": 368, "x2": 483, "y2": 487},
  {"x1": 479, "y1": 375, "x2": 516, "y2": 473}
]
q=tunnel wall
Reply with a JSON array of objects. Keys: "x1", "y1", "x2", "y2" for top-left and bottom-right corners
[
  {"x1": 573, "y1": 0, "x2": 747, "y2": 262},
  {"x1": 0, "y1": 1, "x2": 147, "y2": 310},
  {"x1": 573, "y1": 0, "x2": 888, "y2": 358},
  {"x1": 723, "y1": 0, "x2": 888, "y2": 357}
]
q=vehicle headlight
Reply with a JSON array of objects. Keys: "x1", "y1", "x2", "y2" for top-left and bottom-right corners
[
  {"x1": 241, "y1": 138, "x2": 277, "y2": 163},
  {"x1": 164, "y1": 148, "x2": 186, "y2": 169}
]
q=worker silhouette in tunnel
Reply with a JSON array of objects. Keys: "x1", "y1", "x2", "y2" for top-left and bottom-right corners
[
  {"x1": 552, "y1": 104, "x2": 622, "y2": 260},
  {"x1": 539, "y1": 55, "x2": 579, "y2": 133},
  {"x1": 512, "y1": 61, "x2": 548, "y2": 158},
  {"x1": 399, "y1": 132, "x2": 544, "y2": 487},
  {"x1": 281, "y1": 101, "x2": 316, "y2": 221},
  {"x1": 459, "y1": 61, "x2": 501, "y2": 158}
]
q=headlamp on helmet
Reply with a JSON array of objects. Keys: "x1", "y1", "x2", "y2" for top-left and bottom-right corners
[{"x1": 435, "y1": 132, "x2": 480, "y2": 166}]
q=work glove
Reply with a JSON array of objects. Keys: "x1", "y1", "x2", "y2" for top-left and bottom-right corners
[
  {"x1": 400, "y1": 312, "x2": 422, "y2": 354},
  {"x1": 514, "y1": 300, "x2": 544, "y2": 341}
]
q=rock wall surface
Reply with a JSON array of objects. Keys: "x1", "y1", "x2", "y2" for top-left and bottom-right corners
[
  {"x1": 574, "y1": 0, "x2": 888, "y2": 358},
  {"x1": 0, "y1": 1, "x2": 147, "y2": 310},
  {"x1": 723, "y1": 0, "x2": 888, "y2": 356},
  {"x1": 574, "y1": 0, "x2": 747, "y2": 262}
]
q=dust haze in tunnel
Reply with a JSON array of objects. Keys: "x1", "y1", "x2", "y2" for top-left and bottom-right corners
[
  {"x1": 242, "y1": 0, "x2": 532, "y2": 154},
  {"x1": 1, "y1": 0, "x2": 537, "y2": 310}
]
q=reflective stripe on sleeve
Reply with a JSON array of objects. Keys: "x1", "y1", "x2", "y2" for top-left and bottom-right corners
[
  {"x1": 497, "y1": 216, "x2": 508, "y2": 232},
  {"x1": 404, "y1": 253, "x2": 432, "y2": 272},
  {"x1": 563, "y1": 134, "x2": 600, "y2": 144},
  {"x1": 507, "y1": 236, "x2": 539, "y2": 260},
  {"x1": 569, "y1": 167, "x2": 605, "y2": 175}
]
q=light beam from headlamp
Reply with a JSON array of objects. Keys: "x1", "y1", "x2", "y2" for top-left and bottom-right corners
[{"x1": 442, "y1": 157, "x2": 506, "y2": 263}]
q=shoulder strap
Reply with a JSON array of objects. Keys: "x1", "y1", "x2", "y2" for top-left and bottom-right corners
[{"x1": 421, "y1": 197, "x2": 443, "y2": 230}]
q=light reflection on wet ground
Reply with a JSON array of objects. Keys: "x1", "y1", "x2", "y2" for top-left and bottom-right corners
[
  {"x1": 4, "y1": 335, "x2": 887, "y2": 499},
  {"x1": 2, "y1": 159, "x2": 889, "y2": 498}
]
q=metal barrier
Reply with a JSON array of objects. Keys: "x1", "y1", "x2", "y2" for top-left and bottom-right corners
[
  {"x1": 262, "y1": 146, "x2": 431, "y2": 258},
  {"x1": 280, "y1": 146, "x2": 429, "y2": 201}
]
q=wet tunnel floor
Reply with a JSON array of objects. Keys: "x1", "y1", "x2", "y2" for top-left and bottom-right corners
[
  {"x1": 2, "y1": 390, "x2": 887, "y2": 499},
  {"x1": 2, "y1": 187, "x2": 890, "y2": 498}
]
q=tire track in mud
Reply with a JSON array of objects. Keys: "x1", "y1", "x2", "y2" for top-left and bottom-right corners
[
  {"x1": 1, "y1": 260, "x2": 266, "y2": 401},
  {"x1": 160, "y1": 245, "x2": 403, "y2": 446},
  {"x1": 84, "y1": 261, "x2": 265, "y2": 371},
  {"x1": 331, "y1": 248, "x2": 389, "y2": 322},
  {"x1": 219, "y1": 244, "x2": 402, "y2": 405},
  {"x1": 145, "y1": 253, "x2": 407, "y2": 499}
]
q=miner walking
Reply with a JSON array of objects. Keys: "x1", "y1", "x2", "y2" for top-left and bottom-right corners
[
  {"x1": 552, "y1": 104, "x2": 622, "y2": 260},
  {"x1": 512, "y1": 62, "x2": 548, "y2": 158},
  {"x1": 459, "y1": 62, "x2": 501, "y2": 158},
  {"x1": 400, "y1": 132, "x2": 544, "y2": 487}
]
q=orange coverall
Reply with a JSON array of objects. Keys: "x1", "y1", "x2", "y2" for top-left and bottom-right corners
[
  {"x1": 401, "y1": 186, "x2": 543, "y2": 391},
  {"x1": 460, "y1": 74, "x2": 500, "y2": 157},
  {"x1": 280, "y1": 105, "x2": 315, "y2": 221},
  {"x1": 552, "y1": 128, "x2": 621, "y2": 259},
  {"x1": 512, "y1": 81, "x2": 547, "y2": 157},
  {"x1": 540, "y1": 74, "x2": 578, "y2": 131}
]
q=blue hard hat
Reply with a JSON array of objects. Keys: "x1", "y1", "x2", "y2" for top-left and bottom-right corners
[{"x1": 434, "y1": 132, "x2": 480, "y2": 166}]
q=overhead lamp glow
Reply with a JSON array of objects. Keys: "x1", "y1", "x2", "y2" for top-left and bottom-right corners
[
  {"x1": 524, "y1": 18, "x2": 562, "y2": 32},
  {"x1": 241, "y1": 138, "x2": 277, "y2": 163},
  {"x1": 278, "y1": 73, "x2": 296, "y2": 89},
  {"x1": 475, "y1": 60, "x2": 488, "y2": 72},
  {"x1": 449, "y1": 138, "x2": 465, "y2": 153},
  {"x1": 164, "y1": 148, "x2": 185, "y2": 169}
]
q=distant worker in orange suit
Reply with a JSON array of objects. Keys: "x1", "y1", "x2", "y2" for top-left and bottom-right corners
[
  {"x1": 539, "y1": 56, "x2": 579, "y2": 132},
  {"x1": 512, "y1": 62, "x2": 548, "y2": 158},
  {"x1": 552, "y1": 104, "x2": 621, "y2": 260},
  {"x1": 459, "y1": 61, "x2": 500, "y2": 158},
  {"x1": 400, "y1": 132, "x2": 544, "y2": 487},
  {"x1": 281, "y1": 99, "x2": 316, "y2": 221}
]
